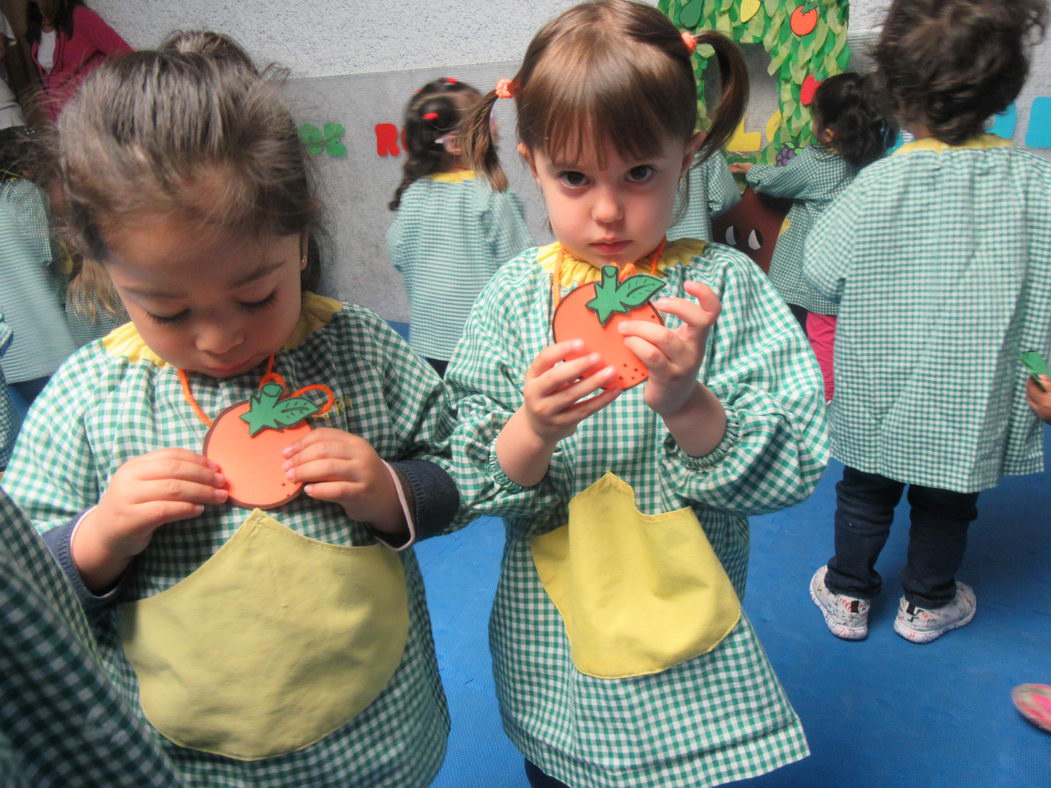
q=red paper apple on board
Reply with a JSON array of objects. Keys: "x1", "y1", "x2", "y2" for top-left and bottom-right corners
[{"x1": 790, "y1": 3, "x2": 819, "y2": 36}]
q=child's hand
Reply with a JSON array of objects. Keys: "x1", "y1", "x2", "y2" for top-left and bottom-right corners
[
  {"x1": 729, "y1": 162, "x2": 753, "y2": 175},
  {"x1": 521, "y1": 340, "x2": 621, "y2": 444},
  {"x1": 282, "y1": 428, "x2": 404, "y2": 534},
  {"x1": 1027, "y1": 376, "x2": 1051, "y2": 423},
  {"x1": 76, "y1": 448, "x2": 228, "y2": 591},
  {"x1": 620, "y1": 280, "x2": 722, "y2": 417}
]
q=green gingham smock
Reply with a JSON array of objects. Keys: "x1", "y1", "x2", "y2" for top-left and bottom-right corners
[
  {"x1": 0, "y1": 179, "x2": 77, "y2": 382},
  {"x1": 0, "y1": 314, "x2": 12, "y2": 468},
  {"x1": 747, "y1": 145, "x2": 856, "y2": 315},
  {"x1": 2, "y1": 293, "x2": 450, "y2": 787},
  {"x1": 388, "y1": 170, "x2": 532, "y2": 361},
  {"x1": 668, "y1": 151, "x2": 741, "y2": 242},
  {"x1": 443, "y1": 239, "x2": 829, "y2": 788},
  {"x1": 0, "y1": 489, "x2": 183, "y2": 786},
  {"x1": 803, "y1": 136, "x2": 1051, "y2": 492}
]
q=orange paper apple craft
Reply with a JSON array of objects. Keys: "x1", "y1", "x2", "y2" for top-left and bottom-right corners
[{"x1": 552, "y1": 264, "x2": 666, "y2": 390}]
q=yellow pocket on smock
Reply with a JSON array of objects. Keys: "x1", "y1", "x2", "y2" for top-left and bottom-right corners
[
  {"x1": 117, "y1": 509, "x2": 409, "y2": 761},
  {"x1": 531, "y1": 472, "x2": 741, "y2": 679}
]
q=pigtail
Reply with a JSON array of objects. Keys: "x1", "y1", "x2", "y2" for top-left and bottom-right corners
[
  {"x1": 461, "y1": 90, "x2": 507, "y2": 192},
  {"x1": 691, "y1": 31, "x2": 748, "y2": 163}
]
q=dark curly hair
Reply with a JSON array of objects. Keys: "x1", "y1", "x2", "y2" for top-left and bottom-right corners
[
  {"x1": 388, "y1": 77, "x2": 481, "y2": 210},
  {"x1": 875, "y1": 0, "x2": 1047, "y2": 145},
  {"x1": 812, "y1": 73, "x2": 897, "y2": 168}
]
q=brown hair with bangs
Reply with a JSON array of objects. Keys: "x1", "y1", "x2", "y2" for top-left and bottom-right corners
[
  {"x1": 56, "y1": 37, "x2": 326, "y2": 316},
  {"x1": 462, "y1": 0, "x2": 747, "y2": 191}
]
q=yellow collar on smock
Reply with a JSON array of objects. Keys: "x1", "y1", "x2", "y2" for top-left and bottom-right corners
[
  {"x1": 102, "y1": 291, "x2": 342, "y2": 368},
  {"x1": 426, "y1": 169, "x2": 477, "y2": 183},
  {"x1": 537, "y1": 239, "x2": 708, "y2": 289},
  {"x1": 894, "y1": 134, "x2": 1012, "y2": 156}
]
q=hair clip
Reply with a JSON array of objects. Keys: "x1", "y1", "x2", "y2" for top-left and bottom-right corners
[
  {"x1": 681, "y1": 30, "x2": 697, "y2": 54},
  {"x1": 423, "y1": 112, "x2": 439, "y2": 121},
  {"x1": 495, "y1": 78, "x2": 517, "y2": 99},
  {"x1": 444, "y1": 77, "x2": 459, "y2": 84}
]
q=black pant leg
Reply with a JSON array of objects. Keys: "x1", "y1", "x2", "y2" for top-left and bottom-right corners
[{"x1": 901, "y1": 485, "x2": 979, "y2": 608}]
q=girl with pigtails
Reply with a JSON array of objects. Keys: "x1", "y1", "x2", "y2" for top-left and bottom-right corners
[
  {"x1": 442, "y1": 2, "x2": 828, "y2": 786},
  {"x1": 387, "y1": 77, "x2": 532, "y2": 376}
]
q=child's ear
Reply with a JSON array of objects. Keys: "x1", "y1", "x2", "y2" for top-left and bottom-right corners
[
  {"x1": 680, "y1": 132, "x2": 704, "y2": 177},
  {"x1": 518, "y1": 143, "x2": 538, "y2": 178}
]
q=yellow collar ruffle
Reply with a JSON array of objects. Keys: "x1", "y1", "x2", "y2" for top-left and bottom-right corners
[
  {"x1": 102, "y1": 291, "x2": 343, "y2": 368},
  {"x1": 427, "y1": 170, "x2": 477, "y2": 183},
  {"x1": 894, "y1": 134, "x2": 1012, "y2": 156},
  {"x1": 537, "y1": 239, "x2": 707, "y2": 288}
]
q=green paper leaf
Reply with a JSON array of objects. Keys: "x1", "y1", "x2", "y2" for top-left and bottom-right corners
[
  {"x1": 1021, "y1": 351, "x2": 1051, "y2": 390},
  {"x1": 678, "y1": 0, "x2": 703, "y2": 29},
  {"x1": 585, "y1": 266, "x2": 665, "y2": 326},
  {"x1": 240, "y1": 383, "x2": 319, "y2": 436}
]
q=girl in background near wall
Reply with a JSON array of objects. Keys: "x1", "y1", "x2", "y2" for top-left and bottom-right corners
[
  {"x1": 388, "y1": 77, "x2": 532, "y2": 377},
  {"x1": 26, "y1": 0, "x2": 131, "y2": 122},
  {"x1": 732, "y1": 73, "x2": 896, "y2": 401},
  {"x1": 444, "y1": 2, "x2": 828, "y2": 785},
  {"x1": 2, "y1": 37, "x2": 457, "y2": 784},
  {"x1": 805, "y1": 0, "x2": 1051, "y2": 644},
  {"x1": 667, "y1": 148, "x2": 739, "y2": 242}
]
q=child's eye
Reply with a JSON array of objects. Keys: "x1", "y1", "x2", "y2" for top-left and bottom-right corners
[
  {"x1": 627, "y1": 165, "x2": 655, "y2": 183},
  {"x1": 558, "y1": 171, "x2": 589, "y2": 188},
  {"x1": 147, "y1": 310, "x2": 189, "y2": 325},
  {"x1": 241, "y1": 291, "x2": 277, "y2": 311}
]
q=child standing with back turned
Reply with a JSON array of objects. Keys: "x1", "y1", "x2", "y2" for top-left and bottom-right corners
[
  {"x1": 388, "y1": 77, "x2": 531, "y2": 377},
  {"x1": 732, "y1": 73, "x2": 896, "y2": 399},
  {"x1": 445, "y1": 2, "x2": 829, "y2": 785},
  {"x1": 2, "y1": 40, "x2": 456, "y2": 785},
  {"x1": 806, "y1": 0, "x2": 1051, "y2": 644}
]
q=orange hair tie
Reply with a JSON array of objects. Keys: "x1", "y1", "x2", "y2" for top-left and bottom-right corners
[
  {"x1": 681, "y1": 30, "x2": 697, "y2": 54},
  {"x1": 494, "y1": 78, "x2": 517, "y2": 99}
]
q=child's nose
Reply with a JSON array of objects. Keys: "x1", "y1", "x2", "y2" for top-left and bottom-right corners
[
  {"x1": 591, "y1": 186, "x2": 623, "y2": 225},
  {"x1": 195, "y1": 322, "x2": 244, "y2": 356}
]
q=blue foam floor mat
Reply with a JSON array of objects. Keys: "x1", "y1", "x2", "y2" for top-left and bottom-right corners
[{"x1": 415, "y1": 432, "x2": 1051, "y2": 787}]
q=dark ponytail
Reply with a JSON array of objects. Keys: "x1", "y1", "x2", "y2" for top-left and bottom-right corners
[
  {"x1": 813, "y1": 72, "x2": 897, "y2": 168},
  {"x1": 389, "y1": 78, "x2": 480, "y2": 210},
  {"x1": 691, "y1": 31, "x2": 749, "y2": 164}
]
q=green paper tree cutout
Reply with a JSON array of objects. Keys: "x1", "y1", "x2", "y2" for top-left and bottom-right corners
[
  {"x1": 240, "y1": 383, "x2": 320, "y2": 436},
  {"x1": 587, "y1": 265, "x2": 665, "y2": 326},
  {"x1": 659, "y1": 0, "x2": 851, "y2": 165}
]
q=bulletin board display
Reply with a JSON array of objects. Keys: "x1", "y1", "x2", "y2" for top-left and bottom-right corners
[{"x1": 659, "y1": 0, "x2": 851, "y2": 165}]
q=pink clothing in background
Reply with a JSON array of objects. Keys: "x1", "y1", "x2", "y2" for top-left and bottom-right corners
[
  {"x1": 31, "y1": 5, "x2": 131, "y2": 122},
  {"x1": 806, "y1": 311, "x2": 837, "y2": 401}
]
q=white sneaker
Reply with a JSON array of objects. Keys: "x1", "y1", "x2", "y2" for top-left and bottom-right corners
[
  {"x1": 893, "y1": 582, "x2": 976, "y2": 644},
  {"x1": 810, "y1": 566, "x2": 870, "y2": 640}
]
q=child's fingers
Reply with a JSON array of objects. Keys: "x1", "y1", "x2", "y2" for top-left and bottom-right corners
[
  {"x1": 141, "y1": 447, "x2": 221, "y2": 472},
  {"x1": 546, "y1": 364, "x2": 618, "y2": 410},
  {"x1": 302, "y1": 480, "x2": 365, "y2": 504},
  {"x1": 138, "y1": 457, "x2": 226, "y2": 489},
  {"x1": 286, "y1": 457, "x2": 367, "y2": 484},
  {"x1": 565, "y1": 383, "x2": 621, "y2": 421},
  {"x1": 137, "y1": 500, "x2": 208, "y2": 527},
  {"x1": 526, "y1": 340, "x2": 586, "y2": 381},
  {"x1": 135, "y1": 478, "x2": 229, "y2": 507},
  {"x1": 281, "y1": 427, "x2": 358, "y2": 458},
  {"x1": 534, "y1": 353, "x2": 607, "y2": 396}
]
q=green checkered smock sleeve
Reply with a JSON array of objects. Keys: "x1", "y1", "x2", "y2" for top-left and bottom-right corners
[
  {"x1": 441, "y1": 241, "x2": 826, "y2": 788},
  {"x1": 0, "y1": 490, "x2": 182, "y2": 786},
  {"x1": 803, "y1": 138, "x2": 1051, "y2": 491},
  {"x1": 669, "y1": 152, "x2": 741, "y2": 242},
  {"x1": 747, "y1": 145, "x2": 856, "y2": 314},
  {"x1": 388, "y1": 172, "x2": 532, "y2": 361}
]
